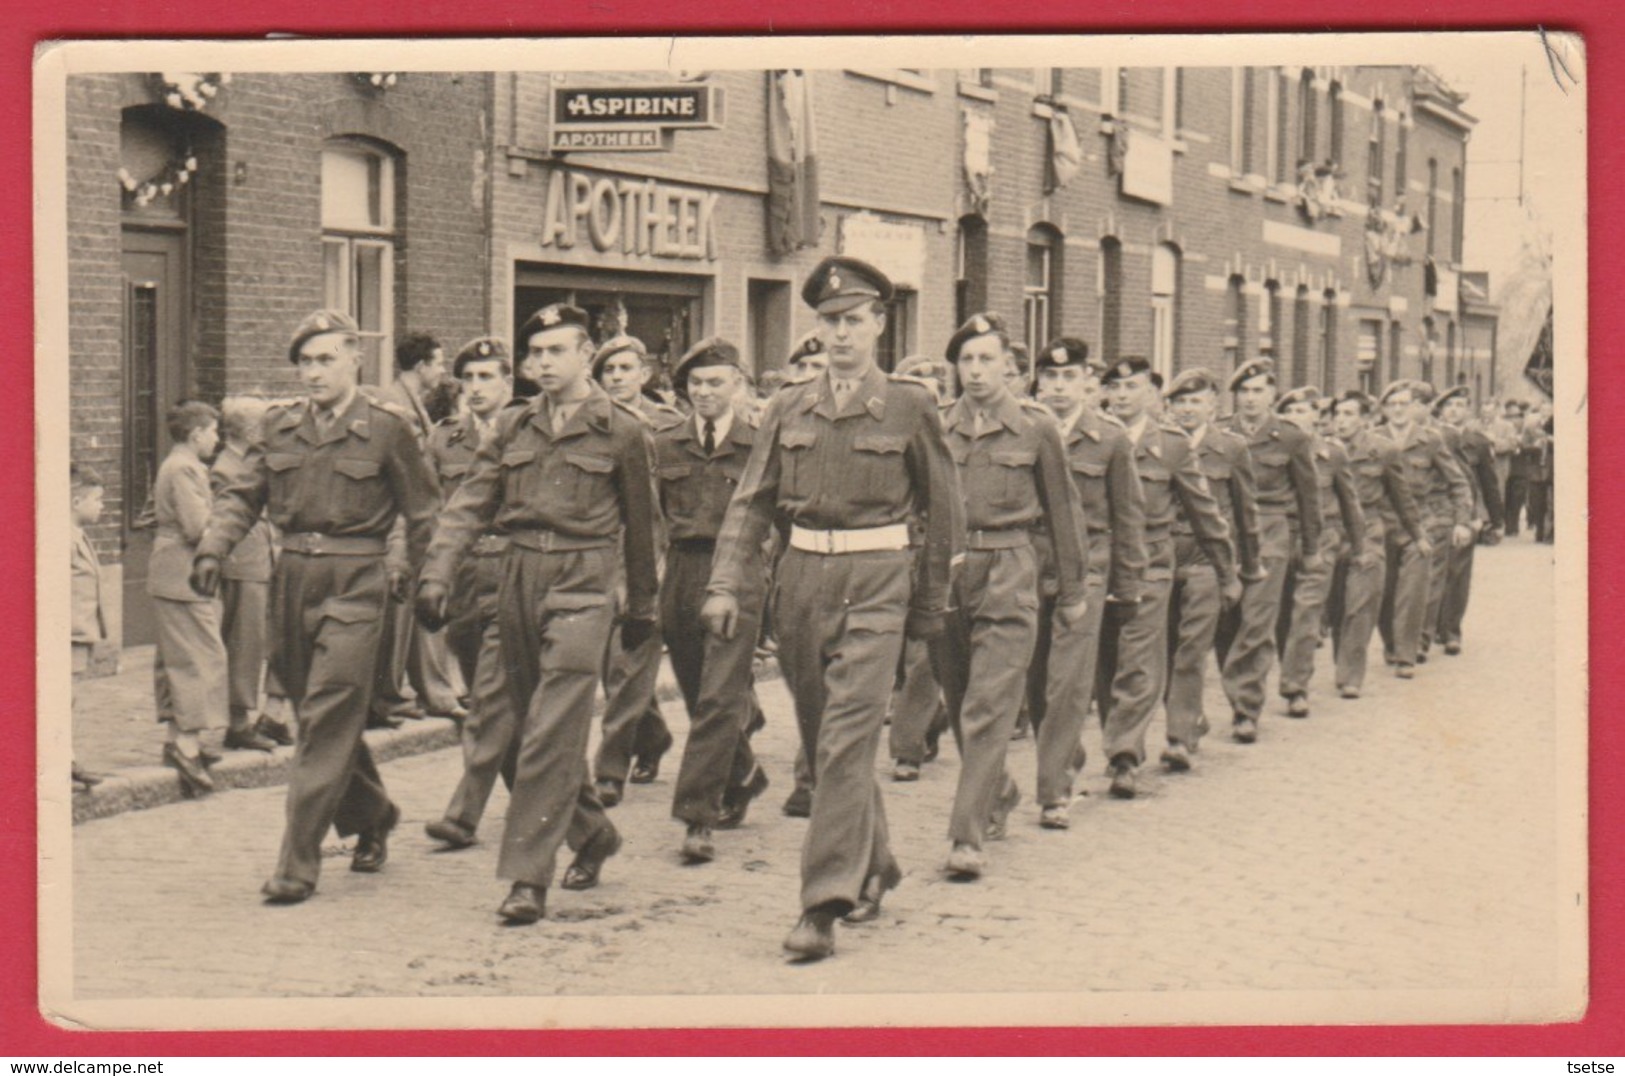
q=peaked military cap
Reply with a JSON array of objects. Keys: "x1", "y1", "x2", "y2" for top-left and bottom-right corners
[
  {"x1": 673, "y1": 336, "x2": 744, "y2": 398},
  {"x1": 1432, "y1": 384, "x2": 1471, "y2": 415},
  {"x1": 944, "y1": 312, "x2": 1009, "y2": 362},
  {"x1": 1100, "y1": 355, "x2": 1154, "y2": 385},
  {"x1": 1275, "y1": 385, "x2": 1324, "y2": 412},
  {"x1": 1165, "y1": 366, "x2": 1220, "y2": 400},
  {"x1": 287, "y1": 308, "x2": 360, "y2": 363},
  {"x1": 1034, "y1": 337, "x2": 1098, "y2": 375},
  {"x1": 591, "y1": 334, "x2": 650, "y2": 381},
  {"x1": 801, "y1": 256, "x2": 894, "y2": 313},
  {"x1": 453, "y1": 336, "x2": 511, "y2": 378},
  {"x1": 1228, "y1": 356, "x2": 1277, "y2": 391},
  {"x1": 517, "y1": 303, "x2": 592, "y2": 349}
]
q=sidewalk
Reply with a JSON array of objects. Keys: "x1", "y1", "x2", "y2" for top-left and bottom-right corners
[{"x1": 70, "y1": 642, "x2": 779, "y2": 825}]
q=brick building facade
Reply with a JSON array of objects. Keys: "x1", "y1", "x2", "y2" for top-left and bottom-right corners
[{"x1": 65, "y1": 64, "x2": 1493, "y2": 658}]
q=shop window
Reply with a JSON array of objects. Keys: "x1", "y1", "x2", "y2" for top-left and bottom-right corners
[
  {"x1": 1298, "y1": 69, "x2": 1318, "y2": 171},
  {"x1": 1224, "y1": 274, "x2": 1248, "y2": 370},
  {"x1": 1426, "y1": 158, "x2": 1438, "y2": 257},
  {"x1": 1292, "y1": 285, "x2": 1312, "y2": 388},
  {"x1": 1024, "y1": 227, "x2": 1061, "y2": 357},
  {"x1": 1320, "y1": 290, "x2": 1338, "y2": 393},
  {"x1": 1151, "y1": 243, "x2": 1181, "y2": 381},
  {"x1": 1358, "y1": 318, "x2": 1382, "y2": 395},
  {"x1": 747, "y1": 279, "x2": 792, "y2": 374},
  {"x1": 321, "y1": 138, "x2": 397, "y2": 384},
  {"x1": 956, "y1": 215, "x2": 989, "y2": 326},
  {"x1": 1367, "y1": 99, "x2": 1386, "y2": 204},
  {"x1": 877, "y1": 289, "x2": 915, "y2": 374},
  {"x1": 1098, "y1": 237, "x2": 1123, "y2": 364},
  {"x1": 1260, "y1": 280, "x2": 1281, "y2": 359}
]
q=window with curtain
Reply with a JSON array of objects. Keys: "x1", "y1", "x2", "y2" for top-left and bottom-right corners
[
  {"x1": 1151, "y1": 243, "x2": 1181, "y2": 380},
  {"x1": 321, "y1": 138, "x2": 398, "y2": 385},
  {"x1": 1358, "y1": 318, "x2": 1382, "y2": 395},
  {"x1": 1260, "y1": 280, "x2": 1281, "y2": 358},
  {"x1": 1024, "y1": 227, "x2": 1062, "y2": 356}
]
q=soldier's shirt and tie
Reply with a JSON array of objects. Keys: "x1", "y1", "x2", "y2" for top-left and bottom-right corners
[{"x1": 702, "y1": 256, "x2": 964, "y2": 961}]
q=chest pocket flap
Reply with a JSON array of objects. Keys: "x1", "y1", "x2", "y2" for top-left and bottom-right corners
[
  {"x1": 658, "y1": 463, "x2": 693, "y2": 481},
  {"x1": 564, "y1": 451, "x2": 615, "y2": 474},
  {"x1": 853, "y1": 434, "x2": 908, "y2": 454},
  {"x1": 333, "y1": 457, "x2": 381, "y2": 480},
  {"x1": 991, "y1": 448, "x2": 1037, "y2": 468},
  {"x1": 780, "y1": 428, "x2": 817, "y2": 450},
  {"x1": 501, "y1": 448, "x2": 536, "y2": 468},
  {"x1": 440, "y1": 462, "x2": 470, "y2": 480},
  {"x1": 265, "y1": 452, "x2": 303, "y2": 473},
  {"x1": 1070, "y1": 458, "x2": 1108, "y2": 477}
]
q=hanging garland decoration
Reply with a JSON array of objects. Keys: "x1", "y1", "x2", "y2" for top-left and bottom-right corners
[
  {"x1": 151, "y1": 72, "x2": 230, "y2": 112},
  {"x1": 353, "y1": 73, "x2": 400, "y2": 91},
  {"x1": 117, "y1": 150, "x2": 199, "y2": 208}
]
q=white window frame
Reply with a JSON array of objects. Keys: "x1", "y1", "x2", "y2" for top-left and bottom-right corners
[
  {"x1": 1229, "y1": 68, "x2": 1247, "y2": 174},
  {"x1": 1162, "y1": 67, "x2": 1180, "y2": 136},
  {"x1": 1264, "y1": 72, "x2": 1280, "y2": 185},
  {"x1": 1101, "y1": 66, "x2": 1121, "y2": 116},
  {"x1": 1024, "y1": 240, "x2": 1053, "y2": 357},
  {"x1": 321, "y1": 140, "x2": 397, "y2": 385},
  {"x1": 1150, "y1": 244, "x2": 1179, "y2": 380}
]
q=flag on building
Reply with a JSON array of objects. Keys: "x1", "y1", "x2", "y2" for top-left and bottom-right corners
[
  {"x1": 1523, "y1": 306, "x2": 1553, "y2": 398},
  {"x1": 767, "y1": 70, "x2": 821, "y2": 255}
]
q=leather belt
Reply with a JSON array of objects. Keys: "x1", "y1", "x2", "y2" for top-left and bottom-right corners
[
  {"x1": 508, "y1": 529, "x2": 616, "y2": 554},
  {"x1": 788, "y1": 523, "x2": 910, "y2": 555},
  {"x1": 472, "y1": 534, "x2": 510, "y2": 556},
  {"x1": 281, "y1": 532, "x2": 387, "y2": 556},
  {"x1": 963, "y1": 528, "x2": 1032, "y2": 551}
]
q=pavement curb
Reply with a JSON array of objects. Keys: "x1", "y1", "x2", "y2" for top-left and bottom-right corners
[{"x1": 73, "y1": 658, "x2": 783, "y2": 825}]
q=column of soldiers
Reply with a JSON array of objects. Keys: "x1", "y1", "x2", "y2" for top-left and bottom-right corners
[{"x1": 184, "y1": 254, "x2": 1520, "y2": 961}]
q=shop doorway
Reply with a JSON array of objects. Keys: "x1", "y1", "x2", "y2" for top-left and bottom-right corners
[{"x1": 514, "y1": 266, "x2": 707, "y2": 393}]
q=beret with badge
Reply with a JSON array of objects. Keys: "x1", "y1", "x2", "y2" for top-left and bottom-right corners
[
  {"x1": 1034, "y1": 336, "x2": 1102, "y2": 376},
  {"x1": 452, "y1": 336, "x2": 511, "y2": 379},
  {"x1": 1431, "y1": 385, "x2": 1469, "y2": 415},
  {"x1": 287, "y1": 309, "x2": 360, "y2": 363},
  {"x1": 1164, "y1": 366, "x2": 1220, "y2": 400},
  {"x1": 1274, "y1": 385, "x2": 1323, "y2": 413},
  {"x1": 517, "y1": 303, "x2": 592, "y2": 351},
  {"x1": 672, "y1": 336, "x2": 744, "y2": 400},
  {"x1": 591, "y1": 333, "x2": 649, "y2": 382},
  {"x1": 1227, "y1": 356, "x2": 1277, "y2": 392},
  {"x1": 1100, "y1": 355, "x2": 1154, "y2": 385},
  {"x1": 944, "y1": 312, "x2": 1009, "y2": 362}
]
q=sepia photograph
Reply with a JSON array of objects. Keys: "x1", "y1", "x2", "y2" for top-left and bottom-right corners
[{"x1": 32, "y1": 31, "x2": 1587, "y2": 1032}]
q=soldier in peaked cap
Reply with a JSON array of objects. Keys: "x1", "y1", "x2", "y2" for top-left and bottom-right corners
[
  {"x1": 928, "y1": 314, "x2": 1088, "y2": 878},
  {"x1": 701, "y1": 254, "x2": 962, "y2": 960},
  {"x1": 1160, "y1": 366, "x2": 1261, "y2": 771},
  {"x1": 1093, "y1": 356, "x2": 1234, "y2": 798},
  {"x1": 415, "y1": 302, "x2": 660, "y2": 925},
  {"x1": 1215, "y1": 357, "x2": 1321, "y2": 744},
  {"x1": 422, "y1": 337, "x2": 518, "y2": 851},
  {"x1": 1274, "y1": 386, "x2": 1364, "y2": 718},
  {"x1": 1433, "y1": 384, "x2": 1504, "y2": 655},
  {"x1": 589, "y1": 330, "x2": 681, "y2": 806},
  {"x1": 190, "y1": 309, "x2": 440, "y2": 904},
  {"x1": 1015, "y1": 337, "x2": 1147, "y2": 828}
]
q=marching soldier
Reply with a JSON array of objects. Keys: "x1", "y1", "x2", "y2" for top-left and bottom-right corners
[
  {"x1": 1162, "y1": 368, "x2": 1260, "y2": 768},
  {"x1": 1434, "y1": 385, "x2": 1505, "y2": 655},
  {"x1": 1095, "y1": 357, "x2": 1234, "y2": 797},
  {"x1": 1327, "y1": 389, "x2": 1422, "y2": 697},
  {"x1": 191, "y1": 309, "x2": 439, "y2": 904},
  {"x1": 701, "y1": 256, "x2": 962, "y2": 960},
  {"x1": 658, "y1": 337, "x2": 772, "y2": 864},
  {"x1": 590, "y1": 334, "x2": 683, "y2": 805},
  {"x1": 415, "y1": 303, "x2": 660, "y2": 925},
  {"x1": 931, "y1": 314, "x2": 1088, "y2": 877},
  {"x1": 1275, "y1": 387, "x2": 1364, "y2": 718},
  {"x1": 1405, "y1": 382, "x2": 1478, "y2": 664},
  {"x1": 422, "y1": 337, "x2": 517, "y2": 850},
  {"x1": 1375, "y1": 380, "x2": 1472, "y2": 678},
  {"x1": 1217, "y1": 358, "x2": 1321, "y2": 743},
  {"x1": 1021, "y1": 339, "x2": 1147, "y2": 826}
]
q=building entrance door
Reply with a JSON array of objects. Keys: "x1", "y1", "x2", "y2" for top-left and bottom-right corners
[
  {"x1": 120, "y1": 227, "x2": 189, "y2": 647},
  {"x1": 514, "y1": 266, "x2": 706, "y2": 391}
]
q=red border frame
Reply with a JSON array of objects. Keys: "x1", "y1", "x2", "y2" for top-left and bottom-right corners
[{"x1": 9, "y1": 2, "x2": 1617, "y2": 1056}]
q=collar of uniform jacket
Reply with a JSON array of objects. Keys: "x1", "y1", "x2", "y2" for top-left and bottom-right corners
[
  {"x1": 291, "y1": 391, "x2": 372, "y2": 445},
  {"x1": 674, "y1": 410, "x2": 748, "y2": 459},
  {"x1": 802, "y1": 365, "x2": 889, "y2": 421},
  {"x1": 945, "y1": 390, "x2": 1026, "y2": 438},
  {"x1": 1064, "y1": 407, "x2": 1104, "y2": 444},
  {"x1": 527, "y1": 382, "x2": 614, "y2": 439}
]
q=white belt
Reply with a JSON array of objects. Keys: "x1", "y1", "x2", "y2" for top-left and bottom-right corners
[{"x1": 789, "y1": 523, "x2": 911, "y2": 555}]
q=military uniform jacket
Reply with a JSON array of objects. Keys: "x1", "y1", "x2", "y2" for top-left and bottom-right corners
[
  {"x1": 1450, "y1": 424, "x2": 1506, "y2": 529},
  {"x1": 421, "y1": 383, "x2": 661, "y2": 621},
  {"x1": 1130, "y1": 418, "x2": 1236, "y2": 585},
  {"x1": 149, "y1": 449, "x2": 216, "y2": 602},
  {"x1": 427, "y1": 413, "x2": 502, "y2": 507},
  {"x1": 1059, "y1": 407, "x2": 1148, "y2": 603},
  {"x1": 71, "y1": 525, "x2": 106, "y2": 645},
  {"x1": 706, "y1": 364, "x2": 964, "y2": 616},
  {"x1": 199, "y1": 392, "x2": 440, "y2": 573},
  {"x1": 1385, "y1": 421, "x2": 1473, "y2": 529},
  {"x1": 1178, "y1": 425, "x2": 1262, "y2": 580},
  {"x1": 656, "y1": 411, "x2": 755, "y2": 542},
  {"x1": 1221, "y1": 411, "x2": 1322, "y2": 557},
  {"x1": 941, "y1": 392, "x2": 1089, "y2": 608},
  {"x1": 1342, "y1": 428, "x2": 1423, "y2": 543},
  {"x1": 209, "y1": 443, "x2": 275, "y2": 583},
  {"x1": 371, "y1": 378, "x2": 434, "y2": 448},
  {"x1": 1312, "y1": 436, "x2": 1366, "y2": 539},
  {"x1": 636, "y1": 394, "x2": 688, "y2": 433}
]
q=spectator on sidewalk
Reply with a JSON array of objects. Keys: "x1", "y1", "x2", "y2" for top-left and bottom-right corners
[
  {"x1": 70, "y1": 463, "x2": 109, "y2": 793},
  {"x1": 150, "y1": 401, "x2": 229, "y2": 797}
]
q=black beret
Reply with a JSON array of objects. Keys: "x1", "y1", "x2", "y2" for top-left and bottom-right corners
[
  {"x1": 1228, "y1": 357, "x2": 1276, "y2": 391},
  {"x1": 452, "y1": 336, "x2": 511, "y2": 378},
  {"x1": 1275, "y1": 385, "x2": 1324, "y2": 412},
  {"x1": 516, "y1": 304, "x2": 592, "y2": 350},
  {"x1": 287, "y1": 309, "x2": 360, "y2": 363},
  {"x1": 672, "y1": 336, "x2": 744, "y2": 399},
  {"x1": 591, "y1": 334, "x2": 649, "y2": 381},
  {"x1": 1100, "y1": 355, "x2": 1154, "y2": 385},
  {"x1": 1165, "y1": 367, "x2": 1220, "y2": 400},
  {"x1": 944, "y1": 312, "x2": 1008, "y2": 362}
]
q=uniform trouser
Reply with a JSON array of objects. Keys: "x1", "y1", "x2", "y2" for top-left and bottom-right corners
[
  {"x1": 220, "y1": 577, "x2": 268, "y2": 729},
  {"x1": 889, "y1": 636, "x2": 947, "y2": 766},
  {"x1": 1026, "y1": 570, "x2": 1108, "y2": 806},
  {"x1": 1097, "y1": 535, "x2": 1175, "y2": 766},
  {"x1": 1504, "y1": 473, "x2": 1528, "y2": 535},
  {"x1": 1334, "y1": 516, "x2": 1387, "y2": 691},
  {"x1": 152, "y1": 596, "x2": 228, "y2": 733},
  {"x1": 594, "y1": 593, "x2": 670, "y2": 786},
  {"x1": 498, "y1": 545, "x2": 618, "y2": 888},
  {"x1": 1530, "y1": 481, "x2": 1553, "y2": 541},
  {"x1": 775, "y1": 547, "x2": 907, "y2": 913},
  {"x1": 1378, "y1": 528, "x2": 1429, "y2": 666},
  {"x1": 269, "y1": 553, "x2": 395, "y2": 886},
  {"x1": 1419, "y1": 514, "x2": 1455, "y2": 654},
  {"x1": 1279, "y1": 525, "x2": 1346, "y2": 699},
  {"x1": 1165, "y1": 538, "x2": 1220, "y2": 750},
  {"x1": 373, "y1": 587, "x2": 465, "y2": 717},
  {"x1": 1220, "y1": 512, "x2": 1294, "y2": 721},
  {"x1": 439, "y1": 551, "x2": 517, "y2": 832},
  {"x1": 665, "y1": 542, "x2": 764, "y2": 827},
  {"x1": 929, "y1": 545, "x2": 1040, "y2": 850},
  {"x1": 1437, "y1": 537, "x2": 1476, "y2": 648}
]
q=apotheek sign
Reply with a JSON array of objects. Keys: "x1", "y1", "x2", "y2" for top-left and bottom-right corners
[
  {"x1": 541, "y1": 169, "x2": 720, "y2": 262},
  {"x1": 550, "y1": 85, "x2": 725, "y2": 153}
]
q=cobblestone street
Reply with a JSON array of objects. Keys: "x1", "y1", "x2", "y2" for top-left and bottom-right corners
[{"x1": 67, "y1": 539, "x2": 1565, "y2": 1009}]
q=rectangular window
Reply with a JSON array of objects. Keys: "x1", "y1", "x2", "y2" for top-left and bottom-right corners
[
  {"x1": 1163, "y1": 67, "x2": 1181, "y2": 136},
  {"x1": 1389, "y1": 321, "x2": 1403, "y2": 382},
  {"x1": 1151, "y1": 245, "x2": 1180, "y2": 381},
  {"x1": 1358, "y1": 319, "x2": 1382, "y2": 395},
  {"x1": 1033, "y1": 68, "x2": 1061, "y2": 99},
  {"x1": 1101, "y1": 66, "x2": 1122, "y2": 116},
  {"x1": 1396, "y1": 119, "x2": 1409, "y2": 195},
  {"x1": 1260, "y1": 282, "x2": 1280, "y2": 357},
  {"x1": 747, "y1": 278, "x2": 792, "y2": 374},
  {"x1": 1298, "y1": 73, "x2": 1318, "y2": 169},
  {"x1": 1452, "y1": 167, "x2": 1466, "y2": 263},
  {"x1": 321, "y1": 235, "x2": 394, "y2": 385},
  {"x1": 1099, "y1": 240, "x2": 1123, "y2": 364},
  {"x1": 1024, "y1": 242, "x2": 1053, "y2": 357},
  {"x1": 1321, "y1": 295, "x2": 1338, "y2": 394},
  {"x1": 1230, "y1": 69, "x2": 1248, "y2": 174},
  {"x1": 1328, "y1": 83, "x2": 1344, "y2": 167},
  {"x1": 1426, "y1": 158, "x2": 1439, "y2": 257},
  {"x1": 1368, "y1": 105, "x2": 1386, "y2": 204},
  {"x1": 877, "y1": 289, "x2": 915, "y2": 373}
]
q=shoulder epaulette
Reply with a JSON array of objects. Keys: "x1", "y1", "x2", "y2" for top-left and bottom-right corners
[
  {"x1": 1159, "y1": 419, "x2": 1191, "y2": 438},
  {"x1": 611, "y1": 397, "x2": 648, "y2": 424},
  {"x1": 1099, "y1": 410, "x2": 1127, "y2": 429},
  {"x1": 368, "y1": 397, "x2": 416, "y2": 426},
  {"x1": 887, "y1": 373, "x2": 938, "y2": 398}
]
